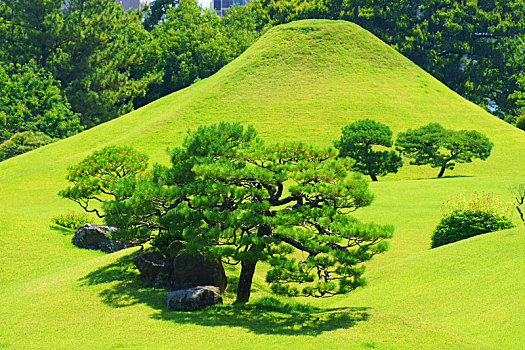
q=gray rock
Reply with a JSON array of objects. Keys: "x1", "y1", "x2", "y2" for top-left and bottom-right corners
[
  {"x1": 72, "y1": 223, "x2": 128, "y2": 253},
  {"x1": 133, "y1": 251, "x2": 227, "y2": 292},
  {"x1": 133, "y1": 250, "x2": 173, "y2": 288},
  {"x1": 164, "y1": 286, "x2": 222, "y2": 311},
  {"x1": 172, "y1": 254, "x2": 227, "y2": 293}
]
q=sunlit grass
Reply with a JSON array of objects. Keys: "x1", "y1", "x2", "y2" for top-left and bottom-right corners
[{"x1": 0, "y1": 19, "x2": 524, "y2": 349}]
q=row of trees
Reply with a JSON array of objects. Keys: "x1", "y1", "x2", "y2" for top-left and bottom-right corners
[
  {"x1": 60, "y1": 123, "x2": 394, "y2": 303},
  {"x1": 59, "y1": 120, "x2": 492, "y2": 302},
  {"x1": 334, "y1": 119, "x2": 493, "y2": 180}
]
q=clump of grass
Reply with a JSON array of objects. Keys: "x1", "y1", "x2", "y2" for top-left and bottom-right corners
[
  {"x1": 440, "y1": 191, "x2": 511, "y2": 217},
  {"x1": 51, "y1": 211, "x2": 96, "y2": 230}
]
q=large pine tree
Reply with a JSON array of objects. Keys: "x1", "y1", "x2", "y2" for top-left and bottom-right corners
[{"x1": 62, "y1": 123, "x2": 394, "y2": 303}]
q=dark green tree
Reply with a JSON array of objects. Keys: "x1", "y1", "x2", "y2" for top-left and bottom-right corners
[
  {"x1": 143, "y1": 0, "x2": 178, "y2": 31},
  {"x1": 99, "y1": 123, "x2": 393, "y2": 303},
  {"x1": 395, "y1": 123, "x2": 493, "y2": 178},
  {"x1": 0, "y1": 61, "x2": 81, "y2": 142},
  {"x1": 0, "y1": 0, "x2": 160, "y2": 127},
  {"x1": 59, "y1": 146, "x2": 149, "y2": 218},
  {"x1": 334, "y1": 119, "x2": 403, "y2": 181},
  {"x1": 0, "y1": 131, "x2": 55, "y2": 162},
  {"x1": 134, "y1": 0, "x2": 260, "y2": 105}
]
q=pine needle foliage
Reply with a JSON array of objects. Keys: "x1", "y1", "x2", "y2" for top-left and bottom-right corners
[
  {"x1": 334, "y1": 119, "x2": 403, "y2": 181},
  {"x1": 396, "y1": 123, "x2": 493, "y2": 178},
  {"x1": 101, "y1": 122, "x2": 393, "y2": 302},
  {"x1": 59, "y1": 146, "x2": 149, "y2": 219}
]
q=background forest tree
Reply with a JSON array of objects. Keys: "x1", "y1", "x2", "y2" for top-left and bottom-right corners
[
  {"x1": 0, "y1": 0, "x2": 262, "y2": 132},
  {"x1": 0, "y1": 0, "x2": 159, "y2": 127},
  {"x1": 246, "y1": 0, "x2": 525, "y2": 122},
  {"x1": 134, "y1": 0, "x2": 261, "y2": 105},
  {"x1": 1, "y1": 0, "x2": 524, "y2": 147},
  {"x1": 0, "y1": 61, "x2": 81, "y2": 142}
]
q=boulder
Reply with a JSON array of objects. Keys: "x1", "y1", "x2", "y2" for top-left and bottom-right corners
[
  {"x1": 72, "y1": 223, "x2": 128, "y2": 253},
  {"x1": 172, "y1": 254, "x2": 227, "y2": 293},
  {"x1": 133, "y1": 251, "x2": 227, "y2": 293},
  {"x1": 133, "y1": 250, "x2": 173, "y2": 288},
  {"x1": 164, "y1": 286, "x2": 222, "y2": 311}
]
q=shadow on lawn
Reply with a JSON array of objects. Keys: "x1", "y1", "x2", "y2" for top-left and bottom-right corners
[
  {"x1": 79, "y1": 254, "x2": 371, "y2": 336},
  {"x1": 413, "y1": 174, "x2": 473, "y2": 181},
  {"x1": 49, "y1": 224, "x2": 75, "y2": 235}
]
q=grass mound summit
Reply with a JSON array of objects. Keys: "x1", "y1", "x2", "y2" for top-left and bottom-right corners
[{"x1": 0, "y1": 19, "x2": 524, "y2": 349}]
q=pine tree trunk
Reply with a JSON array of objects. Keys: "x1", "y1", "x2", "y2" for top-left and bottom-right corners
[
  {"x1": 235, "y1": 225, "x2": 269, "y2": 303},
  {"x1": 236, "y1": 259, "x2": 257, "y2": 303},
  {"x1": 437, "y1": 165, "x2": 446, "y2": 178},
  {"x1": 369, "y1": 173, "x2": 378, "y2": 181}
]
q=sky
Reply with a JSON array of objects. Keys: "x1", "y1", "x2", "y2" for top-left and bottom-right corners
[{"x1": 199, "y1": 0, "x2": 212, "y2": 8}]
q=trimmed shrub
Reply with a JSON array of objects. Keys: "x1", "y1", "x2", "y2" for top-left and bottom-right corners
[
  {"x1": 0, "y1": 131, "x2": 55, "y2": 162},
  {"x1": 51, "y1": 211, "x2": 96, "y2": 230},
  {"x1": 431, "y1": 210, "x2": 514, "y2": 248}
]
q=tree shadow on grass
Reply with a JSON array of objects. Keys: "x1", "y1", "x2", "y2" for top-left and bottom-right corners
[
  {"x1": 154, "y1": 299, "x2": 370, "y2": 336},
  {"x1": 50, "y1": 224, "x2": 75, "y2": 235},
  {"x1": 413, "y1": 175, "x2": 473, "y2": 181},
  {"x1": 79, "y1": 254, "x2": 371, "y2": 336}
]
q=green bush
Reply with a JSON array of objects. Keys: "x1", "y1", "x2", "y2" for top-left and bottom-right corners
[
  {"x1": 431, "y1": 210, "x2": 514, "y2": 248},
  {"x1": 51, "y1": 211, "x2": 95, "y2": 230},
  {"x1": 0, "y1": 131, "x2": 55, "y2": 162},
  {"x1": 0, "y1": 61, "x2": 81, "y2": 142},
  {"x1": 516, "y1": 115, "x2": 525, "y2": 131}
]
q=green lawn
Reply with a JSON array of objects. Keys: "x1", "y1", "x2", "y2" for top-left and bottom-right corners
[{"x1": 0, "y1": 19, "x2": 524, "y2": 349}]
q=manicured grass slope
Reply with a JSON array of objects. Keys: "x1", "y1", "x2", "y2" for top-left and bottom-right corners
[{"x1": 1, "y1": 19, "x2": 524, "y2": 349}]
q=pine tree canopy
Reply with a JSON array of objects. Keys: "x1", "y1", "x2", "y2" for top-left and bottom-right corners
[{"x1": 62, "y1": 122, "x2": 394, "y2": 303}]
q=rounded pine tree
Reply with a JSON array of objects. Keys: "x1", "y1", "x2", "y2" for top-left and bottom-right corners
[
  {"x1": 396, "y1": 123, "x2": 493, "y2": 178},
  {"x1": 334, "y1": 119, "x2": 403, "y2": 181}
]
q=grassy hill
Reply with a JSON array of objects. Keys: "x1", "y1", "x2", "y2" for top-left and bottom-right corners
[{"x1": 1, "y1": 19, "x2": 524, "y2": 349}]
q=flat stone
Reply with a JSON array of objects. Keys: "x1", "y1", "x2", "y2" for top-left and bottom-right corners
[{"x1": 164, "y1": 286, "x2": 222, "y2": 311}]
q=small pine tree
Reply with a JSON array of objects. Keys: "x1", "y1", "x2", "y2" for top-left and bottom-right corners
[
  {"x1": 334, "y1": 119, "x2": 403, "y2": 181},
  {"x1": 396, "y1": 123, "x2": 493, "y2": 178},
  {"x1": 59, "y1": 146, "x2": 149, "y2": 219}
]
